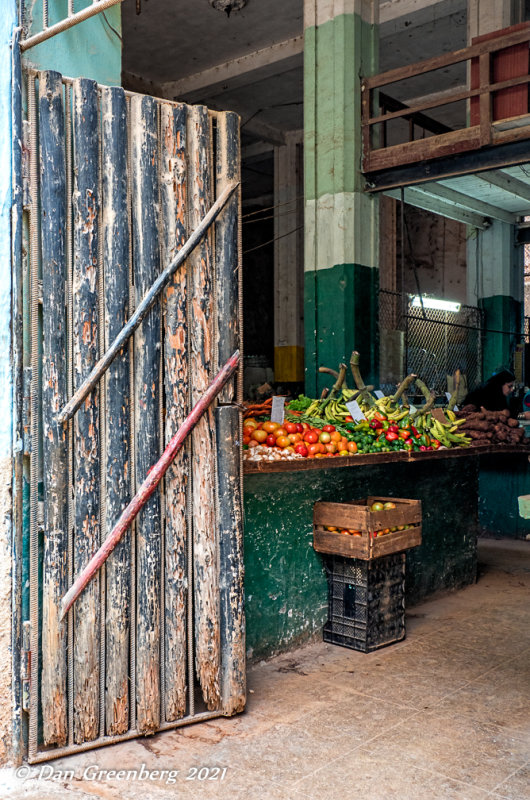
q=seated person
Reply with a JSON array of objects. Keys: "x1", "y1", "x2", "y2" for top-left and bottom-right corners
[{"x1": 463, "y1": 369, "x2": 530, "y2": 418}]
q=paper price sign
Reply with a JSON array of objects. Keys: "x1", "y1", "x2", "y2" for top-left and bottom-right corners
[
  {"x1": 345, "y1": 399, "x2": 366, "y2": 423},
  {"x1": 374, "y1": 390, "x2": 384, "y2": 399},
  {"x1": 270, "y1": 396, "x2": 285, "y2": 424}
]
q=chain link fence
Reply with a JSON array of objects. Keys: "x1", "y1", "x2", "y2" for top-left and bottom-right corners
[{"x1": 379, "y1": 290, "x2": 483, "y2": 397}]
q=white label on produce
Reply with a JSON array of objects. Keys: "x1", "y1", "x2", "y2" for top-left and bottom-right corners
[
  {"x1": 408, "y1": 404, "x2": 417, "y2": 416},
  {"x1": 271, "y1": 396, "x2": 285, "y2": 424},
  {"x1": 374, "y1": 390, "x2": 384, "y2": 399},
  {"x1": 345, "y1": 399, "x2": 366, "y2": 423}
]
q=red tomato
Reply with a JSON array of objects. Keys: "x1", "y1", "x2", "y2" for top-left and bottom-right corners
[
  {"x1": 252, "y1": 429, "x2": 268, "y2": 443},
  {"x1": 284, "y1": 422, "x2": 298, "y2": 434},
  {"x1": 344, "y1": 415, "x2": 354, "y2": 422},
  {"x1": 294, "y1": 443, "x2": 308, "y2": 457},
  {"x1": 243, "y1": 435, "x2": 251, "y2": 445},
  {"x1": 243, "y1": 424, "x2": 257, "y2": 437},
  {"x1": 303, "y1": 430, "x2": 319, "y2": 443},
  {"x1": 307, "y1": 442, "x2": 321, "y2": 455},
  {"x1": 276, "y1": 435, "x2": 291, "y2": 448},
  {"x1": 273, "y1": 428, "x2": 287, "y2": 439},
  {"x1": 266, "y1": 434, "x2": 276, "y2": 447},
  {"x1": 288, "y1": 433, "x2": 302, "y2": 444},
  {"x1": 322, "y1": 425, "x2": 336, "y2": 432},
  {"x1": 325, "y1": 443, "x2": 337, "y2": 454},
  {"x1": 296, "y1": 423, "x2": 304, "y2": 433}
]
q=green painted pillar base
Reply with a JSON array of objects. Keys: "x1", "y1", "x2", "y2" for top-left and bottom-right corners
[
  {"x1": 481, "y1": 295, "x2": 522, "y2": 378},
  {"x1": 305, "y1": 262, "x2": 379, "y2": 396}
]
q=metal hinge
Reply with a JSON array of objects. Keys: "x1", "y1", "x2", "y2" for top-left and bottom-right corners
[{"x1": 21, "y1": 621, "x2": 31, "y2": 712}]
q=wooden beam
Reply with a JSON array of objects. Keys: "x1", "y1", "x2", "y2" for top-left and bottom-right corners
[
  {"x1": 479, "y1": 170, "x2": 530, "y2": 204},
  {"x1": 364, "y1": 23, "x2": 530, "y2": 90},
  {"x1": 364, "y1": 139, "x2": 530, "y2": 192},
  {"x1": 39, "y1": 69, "x2": 68, "y2": 748},
  {"x1": 101, "y1": 85, "x2": 131, "y2": 737},
  {"x1": 416, "y1": 182, "x2": 516, "y2": 225},
  {"x1": 385, "y1": 186, "x2": 490, "y2": 229},
  {"x1": 160, "y1": 101, "x2": 188, "y2": 722},
  {"x1": 71, "y1": 77, "x2": 100, "y2": 745},
  {"x1": 188, "y1": 106, "x2": 221, "y2": 712},
  {"x1": 161, "y1": 36, "x2": 303, "y2": 103},
  {"x1": 130, "y1": 94, "x2": 161, "y2": 735}
]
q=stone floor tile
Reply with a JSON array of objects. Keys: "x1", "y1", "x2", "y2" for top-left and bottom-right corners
[
  {"x1": 356, "y1": 709, "x2": 528, "y2": 792},
  {"x1": 292, "y1": 751, "x2": 494, "y2": 800},
  {"x1": 489, "y1": 762, "x2": 530, "y2": 800}
]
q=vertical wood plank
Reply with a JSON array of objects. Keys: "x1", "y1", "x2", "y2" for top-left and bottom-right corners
[
  {"x1": 160, "y1": 102, "x2": 188, "y2": 721},
  {"x1": 215, "y1": 112, "x2": 240, "y2": 403},
  {"x1": 188, "y1": 105, "x2": 220, "y2": 710},
  {"x1": 215, "y1": 112, "x2": 245, "y2": 713},
  {"x1": 39, "y1": 70, "x2": 68, "y2": 747},
  {"x1": 101, "y1": 86, "x2": 131, "y2": 736},
  {"x1": 216, "y1": 406, "x2": 245, "y2": 714},
  {"x1": 130, "y1": 94, "x2": 161, "y2": 733},
  {"x1": 71, "y1": 77, "x2": 101, "y2": 744}
]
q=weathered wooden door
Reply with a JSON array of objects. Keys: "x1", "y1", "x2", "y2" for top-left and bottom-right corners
[{"x1": 24, "y1": 69, "x2": 244, "y2": 762}]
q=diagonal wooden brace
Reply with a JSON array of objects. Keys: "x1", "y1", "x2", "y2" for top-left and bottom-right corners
[
  {"x1": 57, "y1": 179, "x2": 239, "y2": 424},
  {"x1": 59, "y1": 350, "x2": 240, "y2": 622}
]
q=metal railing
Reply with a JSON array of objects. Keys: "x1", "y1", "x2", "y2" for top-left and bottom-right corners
[
  {"x1": 362, "y1": 23, "x2": 530, "y2": 175},
  {"x1": 20, "y1": 0, "x2": 124, "y2": 52}
]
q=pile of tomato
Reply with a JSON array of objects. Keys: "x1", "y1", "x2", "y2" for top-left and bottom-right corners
[{"x1": 243, "y1": 419, "x2": 358, "y2": 458}]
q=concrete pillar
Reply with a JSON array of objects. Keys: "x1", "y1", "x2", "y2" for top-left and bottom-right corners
[
  {"x1": 467, "y1": 221, "x2": 524, "y2": 376},
  {"x1": 304, "y1": 0, "x2": 379, "y2": 396},
  {"x1": 274, "y1": 131, "x2": 304, "y2": 383},
  {"x1": 467, "y1": 0, "x2": 523, "y2": 377}
]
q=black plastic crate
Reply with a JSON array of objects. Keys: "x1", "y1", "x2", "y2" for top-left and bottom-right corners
[{"x1": 323, "y1": 553, "x2": 406, "y2": 653}]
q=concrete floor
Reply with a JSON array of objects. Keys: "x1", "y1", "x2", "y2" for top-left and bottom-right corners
[{"x1": 3, "y1": 538, "x2": 529, "y2": 800}]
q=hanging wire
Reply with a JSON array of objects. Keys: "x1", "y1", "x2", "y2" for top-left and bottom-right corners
[
  {"x1": 243, "y1": 224, "x2": 303, "y2": 255},
  {"x1": 242, "y1": 195, "x2": 304, "y2": 219},
  {"x1": 242, "y1": 207, "x2": 298, "y2": 225}
]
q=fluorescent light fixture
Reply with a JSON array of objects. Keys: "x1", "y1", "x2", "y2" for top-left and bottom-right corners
[{"x1": 411, "y1": 296, "x2": 461, "y2": 313}]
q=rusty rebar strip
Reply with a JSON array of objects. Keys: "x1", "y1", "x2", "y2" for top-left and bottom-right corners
[
  {"x1": 59, "y1": 351, "x2": 240, "y2": 622},
  {"x1": 27, "y1": 71, "x2": 39, "y2": 763},
  {"x1": 57, "y1": 179, "x2": 239, "y2": 425}
]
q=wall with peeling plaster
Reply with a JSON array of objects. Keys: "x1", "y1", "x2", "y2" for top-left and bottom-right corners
[{"x1": 22, "y1": 0, "x2": 122, "y2": 86}]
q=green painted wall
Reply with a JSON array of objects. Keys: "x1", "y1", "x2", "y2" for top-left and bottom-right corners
[
  {"x1": 244, "y1": 457, "x2": 479, "y2": 661},
  {"x1": 480, "y1": 295, "x2": 522, "y2": 379},
  {"x1": 304, "y1": 262, "x2": 379, "y2": 396},
  {"x1": 22, "y1": 0, "x2": 122, "y2": 86},
  {"x1": 479, "y1": 453, "x2": 530, "y2": 539}
]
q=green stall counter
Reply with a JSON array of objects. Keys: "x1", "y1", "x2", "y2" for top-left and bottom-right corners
[{"x1": 243, "y1": 451, "x2": 481, "y2": 661}]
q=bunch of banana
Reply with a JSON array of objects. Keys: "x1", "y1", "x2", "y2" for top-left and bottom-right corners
[
  {"x1": 362, "y1": 393, "x2": 409, "y2": 423},
  {"x1": 424, "y1": 411, "x2": 471, "y2": 448}
]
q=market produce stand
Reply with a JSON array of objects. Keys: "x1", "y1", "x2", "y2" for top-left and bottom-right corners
[{"x1": 242, "y1": 444, "x2": 530, "y2": 661}]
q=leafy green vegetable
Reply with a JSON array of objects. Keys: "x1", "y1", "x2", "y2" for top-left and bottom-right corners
[{"x1": 286, "y1": 394, "x2": 314, "y2": 412}]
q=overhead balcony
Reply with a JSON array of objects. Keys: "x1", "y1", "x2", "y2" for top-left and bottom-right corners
[{"x1": 362, "y1": 22, "x2": 530, "y2": 192}]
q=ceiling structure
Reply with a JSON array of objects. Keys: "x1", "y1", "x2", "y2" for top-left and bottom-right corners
[{"x1": 122, "y1": 0, "x2": 530, "y2": 222}]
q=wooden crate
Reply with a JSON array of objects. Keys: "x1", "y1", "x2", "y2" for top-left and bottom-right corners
[{"x1": 313, "y1": 497, "x2": 422, "y2": 560}]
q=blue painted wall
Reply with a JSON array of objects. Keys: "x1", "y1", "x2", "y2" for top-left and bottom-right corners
[{"x1": 22, "y1": 0, "x2": 122, "y2": 85}]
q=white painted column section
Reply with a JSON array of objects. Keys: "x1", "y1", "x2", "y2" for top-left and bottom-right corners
[{"x1": 274, "y1": 131, "x2": 304, "y2": 382}]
